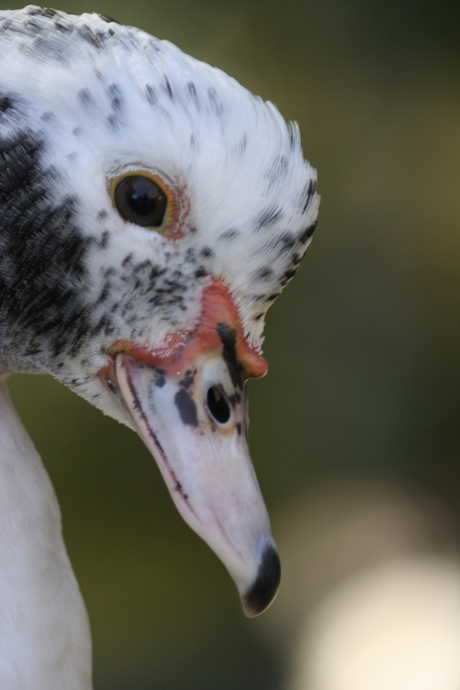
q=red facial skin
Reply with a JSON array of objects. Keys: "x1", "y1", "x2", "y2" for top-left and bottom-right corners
[{"x1": 99, "y1": 278, "x2": 268, "y2": 385}]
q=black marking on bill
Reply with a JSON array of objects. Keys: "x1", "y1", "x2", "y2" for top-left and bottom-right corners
[
  {"x1": 174, "y1": 388, "x2": 198, "y2": 427},
  {"x1": 216, "y1": 323, "x2": 241, "y2": 389},
  {"x1": 243, "y1": 544, "x2": 281, "y2": 616}
]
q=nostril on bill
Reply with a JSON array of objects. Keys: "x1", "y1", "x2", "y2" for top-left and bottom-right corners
[
  {"x1": 242, "y1": 542, "x2": 281, "y2": 617},
  {"x1": 206, "y1": 385, "x2": 231, "y2": 424}
]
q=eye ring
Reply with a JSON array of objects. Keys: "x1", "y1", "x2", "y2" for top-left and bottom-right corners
[{"x1": 109, "y1": 169, "x2": 176, "y2": 233}]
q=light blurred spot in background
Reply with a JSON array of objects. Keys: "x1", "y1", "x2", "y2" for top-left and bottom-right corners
[
  {"x1": 263, "y1": 482, "x2": 460, "y2": 690},
  {"x1": 293, "y1": 557, "x2": 460, "y2": 690}
]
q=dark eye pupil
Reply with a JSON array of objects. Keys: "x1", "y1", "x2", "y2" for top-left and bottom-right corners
[
  {"x1": 207, "y1": 386, "x2": 231, "y2": 424},
  {"x1": 114, "y1": 175, "x2": 167, "y2": 228}
]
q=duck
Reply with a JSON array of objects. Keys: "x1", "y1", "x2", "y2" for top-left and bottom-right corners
[{"x1": 0, "y1": 6, "x2": 319, "y2": 689}]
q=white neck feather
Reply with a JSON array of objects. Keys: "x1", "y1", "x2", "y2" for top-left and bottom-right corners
[{"x1": 0, "y1": 381, "x2": 92, "y2": 690}]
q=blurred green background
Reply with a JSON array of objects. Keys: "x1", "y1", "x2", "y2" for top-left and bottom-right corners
[{"x1": 2, "y1": 0, "x2": 460, "y2": 687}]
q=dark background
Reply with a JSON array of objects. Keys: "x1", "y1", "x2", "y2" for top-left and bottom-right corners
[{"x1": 2, "y1": 0, "x2": 460, "y2": 687}]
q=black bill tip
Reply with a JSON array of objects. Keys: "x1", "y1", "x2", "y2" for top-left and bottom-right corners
[{"x1": 242, "y1": 543, "x2": 281, "y2": 617}]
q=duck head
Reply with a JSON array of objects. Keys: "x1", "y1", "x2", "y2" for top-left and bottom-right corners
[{"x1": 0, "y1": 7, "x2": 319, "y2": 615}]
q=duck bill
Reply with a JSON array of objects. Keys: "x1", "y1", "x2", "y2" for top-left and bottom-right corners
[{"x1": 101, "y1": 281, "x2": 280, "y2": 616}]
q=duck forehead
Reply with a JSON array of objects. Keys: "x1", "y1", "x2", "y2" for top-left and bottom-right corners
[{"x1": 0, "y1": 7, "x2": 262, "y2": 152}]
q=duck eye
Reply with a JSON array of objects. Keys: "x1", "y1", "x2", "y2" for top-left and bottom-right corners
[
  {"x1": 207, "y1": 386, "x2": 231, "y2": 425},
  {"x1": 114, "y1": 175, "x2": 167, "y2": 228}
]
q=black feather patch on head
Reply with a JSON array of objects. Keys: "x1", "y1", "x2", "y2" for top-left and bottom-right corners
[{"x1": 0, "y1": 116, "x2": 91, "y2": 366}]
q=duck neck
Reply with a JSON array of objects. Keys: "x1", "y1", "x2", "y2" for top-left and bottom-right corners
[{"x1": 0, "y1": 380, "x2": 92, "y2": 690}]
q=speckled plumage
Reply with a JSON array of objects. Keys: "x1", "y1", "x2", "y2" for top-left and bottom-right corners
[{"x1": 0, "y1": 5, "x2": 318, "y2": 423}]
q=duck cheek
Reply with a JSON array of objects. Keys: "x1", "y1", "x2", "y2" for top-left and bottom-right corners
[{"x1": 115, "y1": 352, "x2": 280, "y2": 615}]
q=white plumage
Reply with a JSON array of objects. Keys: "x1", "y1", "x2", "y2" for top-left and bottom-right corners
[{"x1": 0, "y1": 6, "x2": 319, "y2": 688}]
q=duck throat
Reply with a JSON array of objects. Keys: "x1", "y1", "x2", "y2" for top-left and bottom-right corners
[{"x1": 0, "y1": 381, "x2": 92, "y2": 690}]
